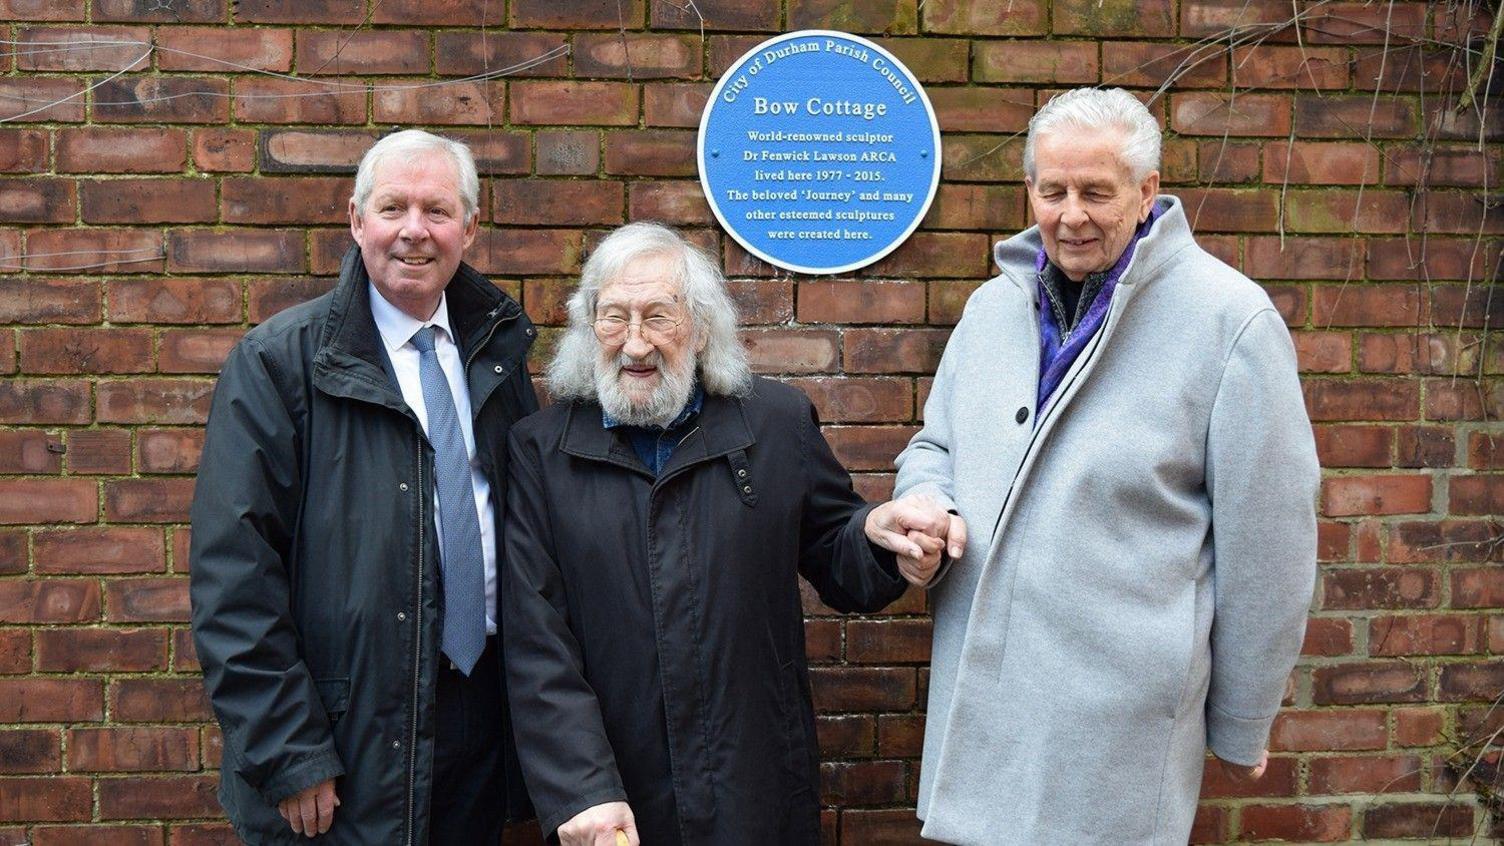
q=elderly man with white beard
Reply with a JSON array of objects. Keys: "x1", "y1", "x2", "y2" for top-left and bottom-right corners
[{"x1": 501, "y1": 222, "x2": 960, "y2": 846}]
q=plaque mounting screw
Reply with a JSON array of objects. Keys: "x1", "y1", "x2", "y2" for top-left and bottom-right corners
[
  {"x1": 920, "y1": 150, "x2": 928, "y2": 158},
  {"x1": 711, "y1": 150, "x2": 719, "y2": 157}
]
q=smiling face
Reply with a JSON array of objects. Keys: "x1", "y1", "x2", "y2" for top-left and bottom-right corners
[
  {"x1": 349, "y1": 150, "x2": 477, "y2": 321},
  {"x1": 591, "y1": 252, "x2": 702, "y2": 426},
  {"x1": 1026, "y1": 131, "x2": 1159, "y2": 282}
]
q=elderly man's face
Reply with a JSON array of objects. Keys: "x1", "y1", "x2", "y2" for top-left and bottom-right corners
[
  {"x1": 592, "y1": 253, "x2": 701, "y2": 423},
  {"x1": 349, "y1": 150, "x2": 476, "y2": 321},
  {"x1": 1026, "y1": 131, "x2": 1159, "y2": 282}
]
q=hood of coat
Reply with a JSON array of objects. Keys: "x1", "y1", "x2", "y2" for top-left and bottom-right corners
[{"x1": 993, "y1": 195, "x2": 1197, "y2": 301}]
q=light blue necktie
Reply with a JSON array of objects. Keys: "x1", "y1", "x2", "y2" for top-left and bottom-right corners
[{"x1": 410, "y1": 326, "x2": 486, "y2": 676}]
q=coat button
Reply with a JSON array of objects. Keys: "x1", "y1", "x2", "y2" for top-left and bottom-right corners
[
  {"x1": 525, "y1": 327, "x2": 536, "y2": 337},
  {"x1": 392, "y1": 740, "x2": 401, "y2": 750},
  {"x1": 742, "y1": 485, "x2": 752, "y2": 494},
  {"x1": 399, "y1": 482, "x2": 409, "y2": 491},
  {"x1": 737, "y1": 469, "x2": 747, "y2": 478},
  {"x1": 396, "y1": 611, "x2": 406, "y2": 622},
  {"x1": 493, "y1": 365, "x2": 503, "y2": 373},
  {"x1": 1015, "y1": 406, "x2": 1029, "y2": 424}
]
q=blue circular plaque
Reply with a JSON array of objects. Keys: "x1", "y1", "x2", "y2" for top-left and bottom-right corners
[{"x1": 697, "y1": 30, "x2": 941, "y2": 275}]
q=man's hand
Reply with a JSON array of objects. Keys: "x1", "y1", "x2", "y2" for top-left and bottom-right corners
[
  {"x1": 277, "y1": 778, "x2": 339, "y2": 838},
  {"x1": 865, "y1": 495, "x2": 968, "y2": 587},
  {"x1": 557, "y1": 801, "x2": 639, "y2": 846},
  {"x1": 1215, "y1": 749, "x2": 1269, "y2": 783}
]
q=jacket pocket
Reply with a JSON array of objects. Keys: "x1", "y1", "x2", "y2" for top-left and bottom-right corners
[{"x1": 314, "y1": 677, "x2": 350, "y2": 726}]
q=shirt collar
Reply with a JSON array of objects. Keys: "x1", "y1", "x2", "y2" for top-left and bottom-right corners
[
  {"x1": 368, "y1": 282, "x2": 455, "y2": 352},
  {"x1": 602, "y1": 382, "x2": 704, "y2": 431}
]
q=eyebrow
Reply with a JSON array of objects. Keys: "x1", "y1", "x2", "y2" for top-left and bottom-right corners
[{"x1": 596, "y1": 297, "x2": 679, "y2": 312}]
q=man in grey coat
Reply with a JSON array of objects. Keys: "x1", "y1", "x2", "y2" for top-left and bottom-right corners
[{"x1": 892, "y1": 88, "x2": 1319, "y2": 844}]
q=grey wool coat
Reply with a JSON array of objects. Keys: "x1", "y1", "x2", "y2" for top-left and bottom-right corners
[{"x1": 894, "y1": 196, "x2": 1319, "y2": 845}]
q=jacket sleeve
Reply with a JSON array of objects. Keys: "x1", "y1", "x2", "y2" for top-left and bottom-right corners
[
  {"x1": 1204, "y1": 308, "x2": 1320, "y2": 765},
  {"x1": 188, "y1": 339, "x2": 344, "y2": 804},
  {"x1": 501, "y1": 432, "x2": 628, "y2": 837},
  {"x1": 796, "y1": 399, "x2": 908, "y2": 614},
  {"x1": 892, "y1": 306, "x2": 966, "y2": 585}
]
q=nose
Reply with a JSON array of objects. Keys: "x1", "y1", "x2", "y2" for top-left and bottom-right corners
[
  {"x1": 621, "y1": 327, "x2": 654, "y2": 359},
  {"x1": 398, "y1": 207, "x2": 429, "y2": 242},
  {"x1": 1060, "y1": 194, "x2": 1089, "y2": 228}
]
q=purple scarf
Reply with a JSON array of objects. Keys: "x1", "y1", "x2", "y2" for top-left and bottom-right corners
[{"x1": 1035, "y1": 205, "x2": 1162, "y2": 412}]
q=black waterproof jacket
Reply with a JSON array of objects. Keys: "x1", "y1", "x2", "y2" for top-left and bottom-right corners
[
  {"x1": 502, "y1": 377, "x2": 908, "y2": 845},
  {"x1": 189, "y1": 247, "x2": 537, "y2": 844}
]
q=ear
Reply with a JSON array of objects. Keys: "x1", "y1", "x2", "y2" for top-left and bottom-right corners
[
  {"x1": 461, "y1": 208, "x2": 479, "y2": 251},
  {"x1": 1138, "y1": 171, "x2": 1160, "y2": 222},
  {"x1": 348, "y1": 198, "x2": 364, "y2": 245}
]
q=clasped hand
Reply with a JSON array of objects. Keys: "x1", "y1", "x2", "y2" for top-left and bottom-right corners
[{"x1": 864, "y1": 494, "x2": 968, "y2": 587}]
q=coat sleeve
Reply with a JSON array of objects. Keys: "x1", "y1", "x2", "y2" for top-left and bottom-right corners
[
  {"x1": 501, "y1": 432, "x2": 628, "y2": 837},
  {"x1": 188, "y1": 339, "x2": 344, "y2": 804},
  {"x1": 796, "y1": 398, "x2": 908, "y2": 613},
  {"x1": 1204, "y1": 308, "x2": 1320, "y2": 765},
  {"x1": 892, "y1": 304, "x2": 967, "y2": 585}
]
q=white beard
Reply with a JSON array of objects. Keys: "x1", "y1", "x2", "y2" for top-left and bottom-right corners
[{"x1": 594, "y1": 348, "x2": 697, "y2": 428}]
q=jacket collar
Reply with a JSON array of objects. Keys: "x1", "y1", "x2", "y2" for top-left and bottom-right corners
[
  {"x1": 993, "y1": 194, "x2": 1196, "y2": 301},
  {"x1": 312, "y1": 245, "x2": 529, "y2": 414},
  {"x1": 560, "y1": 388, "x2": 755, "y2": 479}
]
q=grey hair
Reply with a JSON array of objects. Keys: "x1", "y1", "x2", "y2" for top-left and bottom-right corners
[
  {"x1": 1023, "y1": 88, "x2": 1162, "y2": 182},
  {"x1": 547, "y1": 222, "x2": 753, "y2": 400},
  {"x1": 351, "y1": 129, "x2": 480, "y2": 224}
]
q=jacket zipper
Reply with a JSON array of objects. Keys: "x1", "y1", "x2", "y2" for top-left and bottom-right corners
[{"x1": 406, "y1": 426, "x2": 424, "y2": 846}]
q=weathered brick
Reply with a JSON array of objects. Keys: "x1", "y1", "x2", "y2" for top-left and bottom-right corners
[
  {"x1": 191, "y1": 127, "x2": 255, "y2": 173},
  {"x1": 0, "y1": 0, "x2": 84, "y2": 19},
  {"x1": 107, "y1": 278, "x2": 241, "y2": 324},
  {"x1": 974, "y1": 40, "x2": 1097, "y2": 85},
  {"x1": 467, "y1": 228, "x2": 583, "y2": 276},
  {"x1": 93, "y1": 0, "x2": 224, "y2": 21},
  {"x1": 110, "y1": 678, "x2": 211, "y2": 722},
  {"x1": 0, "y1": 678, "x2": 103, "y2": 722},
  {"x1": 0, "y1": 78, "x2": 85, "y2": 123},
  {"x1": 0, "y1": 129, "x2": 48, "y2": 173},
  {"x1": 741, "y1": 328, "x2": 839, "y2": 374},
  {"x1": 158, "y1": 328, "x2": 242, "y2": 374},
  {"x1": 235, "y1": 0, "x2": 362, "y2": 23},
  {"x1": 247, "y1": 277, "x2": 336, "y2": 323},
  {"x1": 869, "y1": 232, "x2": 989, "y2": 279},
  {"x1": 1199, "y1": 756, "x2": 1297, "y2": 799},
  {"x1": 97, "y1": 379, "x2": 215, "y2": 425},
  {"x1": 493, "y1": 178, "x2": 624, "y2": 226},
  {"x1": 20, "y1": 328, "x2": 152, "y2": 374},
  {"x1": 35, "y1": 527, "x2": 165, "y2": 575},
  {"x1": 98, "y1": 775, "x2": 220, "y2": 820},
  {"x1": 80, "y1": 178, "x2": 216, "y2": 225},
  {"x1": 1303, "y1": 1, "x2": 1427, "y2": 44},
  {"x1": 1396, "y1": 425, "x2": 1455, "y2": 468},
  {"x1": 1246, "y1": 236, "x2": 1362, "y2": 280},
  {"x1": 927, "y1": 87, "x2": 1034, "y2": 133},
  {"x1": 0, "y1": 580, "x2": 100, "y2": 623},
  {"x1": 921, "y1": 0, "x2": 1046, "y2": 35},
  {"x1": 1364, "y1": 802, "x2": 1474, "y2": 838},
  {"x1": 1263, "y1": 141, "x2": 1380, "y2": 185},
  {"x1": 68, "y1": 726, "x2": 196, "y2": 773},
  {"x1": 22, "y1": 227, "x2": 163, "y2": 273},
  {"x1": 844, "y1": 328, "x2": 949, "y2": 373},
  {"x1": 1309, "y1": 755, "x2": 1423, "y2": 794},
  {"x1": 809, "y1": 666, "x2": 915, "y2": 711},
  {"x1": 1232, "y1": 44, "x2": 1348, "y2": 89},
  {"x1": 1239, "y1": 804, "x2": 1353, "y2": 841},
  {"x1": 0, "y1": 178, "x2": 75, "y2": 224},
  {"x1": 234, "y1": 76, "x2": 366, "y2": 124},
  {"x1": 1313, "y1": 424, "x2": 1390, "y2": 467},
  {"x1": 434, "y1": 31, "x2": 568, "y2": 77},
  {"x1": 1391, "y1": 521, "x2": 1501, "y2": 566},
  {"x1": 157, "y1": 26, "x2": 293, "y2": 72},
  {"x1": 821, "y1": 760, "x2": 907, "y2": 806},
  {"x1": 1312, "y1": 661, "x2": 1426, "y2": 704},
  {"x1": 0, "y1": 729, "x2": 59, "y2": 774},
  {"x1": 573, "y1": 32, "x2": 700, "y2": 79},
  {"x1": 1393, "y1": 707, "x2": 1445, "y2": 746},
  {"x1": 0, "y1": 430, "x2": 61, "y2": 473},
  {"x1": 788, "y1": 377, "x2": 913, "y2": 423},
  {"x1": 788, "y1": 0, "x2": 917, "y2": 33},
  {"x1": 0, "y1": 380, "x2": 91, "y2": 425},
  {"x1": 66, "y1": 428, "x2": 132, "y2": 475},
  {"x1": 0, "y1": 278, "x2": 101, "y2": 324},
  {"x1": 653, "y1": 0, "x2": 778, "y2": 30},
  {"x1": 1294, "y1": 95, "x2": 1419, "y2": 139},
  {"x1": 510, "y1": 0, "x2": 644, "y2": 28},
  {"x1": 1172, "y1": 93, "x2": 1291, "y2": 137},
  {"x1": 104, "y1": 479, "x2": 195, "y2": 523},
  {"x1": 627, "y1": 181, "x2": 711, "y2": 225},
  {"x1": 94, "y1": 76, "x2": 229, "y2": 124},
  {"x1": 0, "y1": 777, "x2": 92, "y2": 822},
  {"x1": 168, "y1": 229, "x2": 303, "y2": 273},
  {"x1": 1302, "y1": 617, "x2": 1354, "y2": 656},
  {"x1": 0, "y1": 480, "x2": 96, "y2": 525},
  {"x1": 846, "y1": 619, "x2": 931, "y2": 663},
  {"x1": 510, "y1": 81, "x2": 638, "y2": 125},
  {"x1": 296, "y1": 29, "x2": 428, "y2": 75},
  {"x1": 1323, "y1": 568, "x2": 1438, "y2": 610},
  {"x1": 1105, "y1": 41, "x2": 1225, "y2": 88},
  {"x1": 604, "y1": 130, "x2": 696, "y2": 177},
  {"x1": 35, "y1": 627, "x2": 166, "y2": 672},
  {"x1": 16, "y1": 25, "x2": 150, "y2": 72},
  {"x1": 374, "y1": 80, "x2": 504, "y2": 126},
  {"x1": 56, "y1": 127, "x2": 186, "y2": 174},
  {"x1": 223, "y1": 176, "x2": 350, "y2": 225}
]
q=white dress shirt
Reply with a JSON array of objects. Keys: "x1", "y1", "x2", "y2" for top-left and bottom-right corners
[{"x1": 369, "y1": 284, "x2": 497, "y2": 634}]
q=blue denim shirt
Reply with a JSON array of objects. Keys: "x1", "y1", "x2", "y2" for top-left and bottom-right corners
[{"x1": 602, "y1": 384, "x2": 705, "y2": 476}]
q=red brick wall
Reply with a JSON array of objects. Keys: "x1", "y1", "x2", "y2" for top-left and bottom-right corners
[{"x1": 0, "y1": 1, "x2": 1500, "y2": 843}]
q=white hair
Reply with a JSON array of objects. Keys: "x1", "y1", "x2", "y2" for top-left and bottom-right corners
[
  {"x1": 351, "y1": 129, "x2": 480, "y2": 224},
  {"x1": 1024, "y1": 87, "x2": 1162, "y2": 182},
  {"x1": 547, "y1": 222, "x2": 753, "y2": 401}
]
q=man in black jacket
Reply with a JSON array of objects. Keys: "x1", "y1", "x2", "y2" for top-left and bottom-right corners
[
  {"x1": 189, "y1": 130, "x2": 536, "y2": 844},
  {"x1": 502, "y1": 222, "x2": 961, "y2": 846}
]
